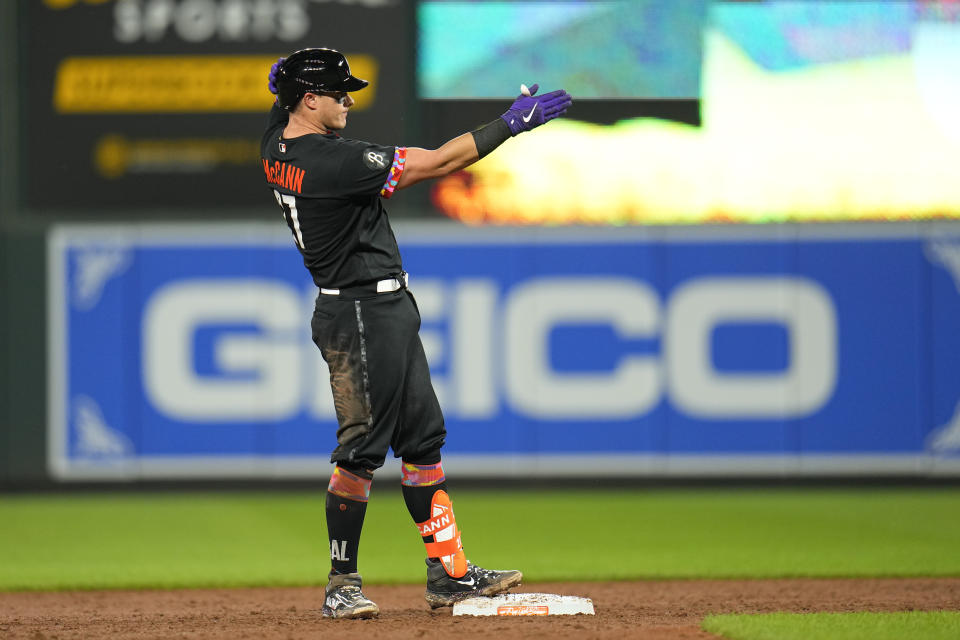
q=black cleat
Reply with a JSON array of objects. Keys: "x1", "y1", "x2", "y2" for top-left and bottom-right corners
[
  {"x1": 322, "y1": 572, "x2": 380, "y2": 619},
  {"x1": 424, "y1": 559, "x2": 523, "y2": 608}
]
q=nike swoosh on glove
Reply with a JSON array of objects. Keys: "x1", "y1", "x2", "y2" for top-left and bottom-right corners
[
  {"x1": 268, "y1": 57, "x2": 285, "y2": 95},
  {"x1": 500, "y1": 84, "x2": 573, "y2": 136}
]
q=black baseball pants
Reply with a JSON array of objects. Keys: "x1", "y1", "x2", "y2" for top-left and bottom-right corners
[{"x1": 311, "y1": 287, "x2": 446, "y2": 470}]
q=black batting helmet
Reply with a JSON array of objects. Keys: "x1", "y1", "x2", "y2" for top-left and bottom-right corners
[{"x1": 276, "y1": 48, "x2": 369, "y2": 110}]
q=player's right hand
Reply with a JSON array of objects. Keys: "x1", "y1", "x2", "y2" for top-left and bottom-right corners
[
  {"x1": 499, "y1": 84, "x2": 572, "y2": 136},
  {"x1": 268, "y1": 57, "x2": 285, "y2": 95}
]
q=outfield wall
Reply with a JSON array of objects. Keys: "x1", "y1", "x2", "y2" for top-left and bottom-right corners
[{"x1": 43, "y1": 222, "x2": 960, "y2": 481}]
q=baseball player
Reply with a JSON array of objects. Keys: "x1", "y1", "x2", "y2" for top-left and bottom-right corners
[{"x1": 261, "y1": 48, "x2": 571, "y2": 619}]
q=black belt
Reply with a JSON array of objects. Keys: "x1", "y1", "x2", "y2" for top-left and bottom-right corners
[{"x1": 320, "y1": 271, "x2": 408, "y2": 297}]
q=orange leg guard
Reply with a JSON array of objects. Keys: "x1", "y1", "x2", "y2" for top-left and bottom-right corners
[{"x1": 416, "y1": 489, "x2": 468, "y2": 578}]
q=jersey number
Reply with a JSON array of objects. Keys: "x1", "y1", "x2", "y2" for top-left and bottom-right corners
[{"x1": 273, "y1": 190, "x2": 305, "y2": 250}]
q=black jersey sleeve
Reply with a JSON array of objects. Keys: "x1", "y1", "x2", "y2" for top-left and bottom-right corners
[
  {"x1": 334, "y1": 141, "x2": 406, "y2": 199},
  {"x1": 261, "y1": 103, "x2": 288, "y2": 154},
  {"x1": 266, "y1": 102, "x2": 289, "y2": 130}
]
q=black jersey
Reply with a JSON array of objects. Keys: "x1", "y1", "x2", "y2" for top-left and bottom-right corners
[{"x1": 260, "y1": 105, "x2": 408, "y2": 288}]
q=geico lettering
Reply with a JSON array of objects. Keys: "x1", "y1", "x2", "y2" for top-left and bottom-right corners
[
  {"x1": 499, "y1": 275, "x2": 836, "y2": 420},
  {"x1": 141, "y1": 275, "x2": 837, "y2": 424},
  {"x1": 114, "y1": 0, "x2": 309, "y2": 43},
  {"x1": 664, "y1": 277, "x2": 837, "y2": 418},
  {"x1": 142, "y1": 279, "x2": 302, "y2": 420},
  {"x1": 504, "y1": 278, "x2": 661, "y2": 419}
]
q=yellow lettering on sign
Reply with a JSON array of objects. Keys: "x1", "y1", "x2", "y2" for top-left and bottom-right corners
[{"x1": 54, "y1": 55, "x2": 378, "y2": 114}]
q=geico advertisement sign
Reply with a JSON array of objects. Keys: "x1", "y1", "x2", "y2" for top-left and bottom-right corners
[{"x1": 142, "y1": 276, "x2": 837, "y2": 423}]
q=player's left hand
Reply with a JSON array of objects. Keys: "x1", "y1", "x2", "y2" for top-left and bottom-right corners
[
  {"x1": 268, "y1": 57, "x2": 285, "y2": 95},
  {"x1": 500, "y1": 84, "x2": 572, "y2": 136}
]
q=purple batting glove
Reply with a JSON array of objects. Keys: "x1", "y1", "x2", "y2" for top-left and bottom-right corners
[
  {"x1": 500, "y1": 83, "x2": 572, "y2": 136},
  {"x1": 268, "y1": 57, "x2": 285, "y2": 95}
]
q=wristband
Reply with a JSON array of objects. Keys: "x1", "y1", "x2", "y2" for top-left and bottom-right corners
[{"x1": 470, "y1": 118, "x2": 511, "y2": 159}]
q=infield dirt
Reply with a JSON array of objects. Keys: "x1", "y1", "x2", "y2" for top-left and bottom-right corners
[{"x1": 2, "y1": 578, "x2": 959, "y2": 639}]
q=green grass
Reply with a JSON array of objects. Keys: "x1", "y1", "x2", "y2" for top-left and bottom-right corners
[
  {"x1": 1, "y1": 487, "x2": 959, "y2": 590},
  {"x1": 702, "y1": 611, "x2": 960, "y2": 640}
]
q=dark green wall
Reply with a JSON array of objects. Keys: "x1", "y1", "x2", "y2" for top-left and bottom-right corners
[
  {"x1": 1, "y1": 231, "x2": 7, "y2": 485},
  {"x1": 1, "y1": 229, "x2": 49, "y2": 487}
]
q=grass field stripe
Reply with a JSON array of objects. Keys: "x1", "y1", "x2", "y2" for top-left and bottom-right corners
[{"x1": 702, "y1": 611, "x2": 960, "y2": 640}]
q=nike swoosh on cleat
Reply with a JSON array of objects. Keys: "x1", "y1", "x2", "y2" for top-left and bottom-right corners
[
  {"x1": 456, "y1": 576, "x2": 477, "y2": 586},
  {"x1": 522, "y1": 103, "x2": 538, "y2": 123}
]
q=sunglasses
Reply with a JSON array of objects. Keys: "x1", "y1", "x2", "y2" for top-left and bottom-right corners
[{"x1": 313, "y1": 90, "x2": 350, "y2": 105}]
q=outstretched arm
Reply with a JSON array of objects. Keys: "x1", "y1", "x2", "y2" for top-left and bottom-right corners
[
  {"x1": 396, "y1": 132, "x2": 486, "y2": 190},
  {"x1": 396, "y1": 83, "x2": 571, "y2": 191},
  {"x1": 265, "y1": 61, "x2": 572, "y2": 191}
]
